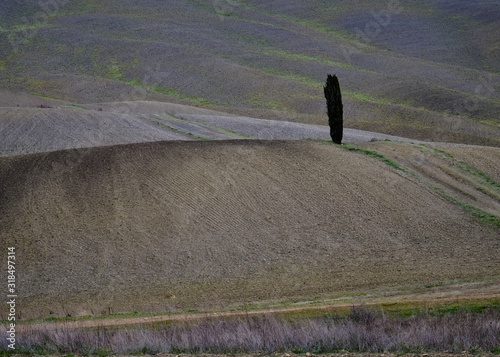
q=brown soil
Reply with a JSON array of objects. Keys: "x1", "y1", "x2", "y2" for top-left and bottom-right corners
[
  {"x1": 440, "y1": 146, "x2": 500, "y2": 184},
  {"x1": 1, "y1": 140, "x2": 499, "y2": 320},
  {"x1": 357, "y1": 141, "x2": 500, "y2": 217}
]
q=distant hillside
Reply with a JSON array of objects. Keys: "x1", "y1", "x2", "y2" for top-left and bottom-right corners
[
  {"x1": 0, "y1": 0, "x2": 499, "y2": 145},
  {"x1": 1, "y1": 140, "x2": 499, "y2": 319},
  {"x1": 4, "y1": 97, "x2": 499, "y2": 157}
]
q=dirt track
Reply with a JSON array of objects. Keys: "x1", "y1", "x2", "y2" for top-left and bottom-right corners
[{"x1": 17, "y1": 280, "x2": 500, "y2": 330}]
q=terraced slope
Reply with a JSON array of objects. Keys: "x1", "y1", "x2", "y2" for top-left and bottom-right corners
[{"x1": 1, "y1": 140, "x2": 498, "y2": 319}]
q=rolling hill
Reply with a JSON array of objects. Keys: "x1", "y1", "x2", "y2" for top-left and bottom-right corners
[
  {"x1": 0, "y1": 1, "x2": 499, "y2": 321},
  {"x1": 1, "y1": 139, "x2": 499, "y2": 319}
]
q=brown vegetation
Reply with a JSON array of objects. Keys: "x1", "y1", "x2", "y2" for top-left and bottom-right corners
[{"x1": 3, "y1": 306, "x2": 500, "y2": 354}]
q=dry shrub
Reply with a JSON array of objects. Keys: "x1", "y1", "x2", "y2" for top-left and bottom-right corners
[{"x1": 4, "y1": 306, "x2": 500, "y2": 354}]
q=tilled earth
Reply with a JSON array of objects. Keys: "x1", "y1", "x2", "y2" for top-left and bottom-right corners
[{"x1": 2, "y1": 138, "x2": 499, "y2": 319}]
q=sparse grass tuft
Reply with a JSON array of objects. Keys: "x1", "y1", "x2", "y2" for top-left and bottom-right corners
[
  {"x1": 305, "y1": 139, "x2": 414, "y2": 174},
  {"x1": 106, "y1": 60, "x2": 123, "y2": 81},
  {"x1": 61, "y1": 105, "x2": 87, "y2": 110},
  {"x1": 344, "y1": 143, "x2": 413, "y2": 174}
]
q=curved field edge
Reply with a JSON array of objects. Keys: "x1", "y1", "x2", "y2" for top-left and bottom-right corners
[
  {"x1": 306, "y1": 139, "x2": 500, "y2": 227},
  {"x1": 1, "y1": 1, "x2": 500, "y2": 147},
  {"x1": 1, "y1": 140, "x2": 499, "y2": 320}
]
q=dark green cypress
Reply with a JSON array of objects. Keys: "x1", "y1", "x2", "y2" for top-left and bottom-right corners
[{"x1": 324, "y1": 74, "x2": 343, "y2": 144}]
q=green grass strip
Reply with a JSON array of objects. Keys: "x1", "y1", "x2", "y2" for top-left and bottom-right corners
[
  {"x1": 160, "y1": 113, "x2": 252, "y2": 138},
  {"x1": 61, "y1": 104, "x2": 87, "y2": 110},
  {"x1": 342, "y1": 144, "x2": 414, "y2": 174},
  {"x1": 306, "y1": 139, "x2": 413, "y2": 175},
  {"x1": 125, "y1": 79, "x2": 215, "y2": 106},
  {"x1": 421, "y1": 145, "x2": 500, "y2": 195},
  {"x1": 309, "y1": 140, "x2": 500, "y2": 227},
  {"x1": 257, "y1": 49, "x2": 370, "y2": 71},
  {"x1": 456, "y1": 161, "x2": 500, "y2": 194},
  {"x1": 431, "y1": 186, "x2": 500, "y2": 227}
]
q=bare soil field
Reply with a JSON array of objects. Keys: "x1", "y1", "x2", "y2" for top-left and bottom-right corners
[
  {"x1": 2, "y1": 98, "x2": 493, "y2": 157},
  {"x1": 439, "y1": 146, "x2": 500, "y2": 184},
  {"x1": 0, "y1": 107, "x2": 195, "y2": 156},
  {"x1": 356, "y1": 141, "x2": 500, "y2": 218},
  {"x1": 1, "y1": 2, "x2": 500, "y2": 354},
  {"x1": 1, "y1": 139, "x2": 499, "y2": 320}
]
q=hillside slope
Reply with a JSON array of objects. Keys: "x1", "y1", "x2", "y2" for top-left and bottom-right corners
[
  {"x1": 0, "y1": 107, "x2": 195, "y2": 156},
  {"x1": 4, "y1": 99, "x2": 485, "y2": 157},
  {"x1": 1, "y1": 0, "x2": 499, "y2": 145},
  {"x1": 1, "y1": 140, "x2": 499, "y2": 319}
]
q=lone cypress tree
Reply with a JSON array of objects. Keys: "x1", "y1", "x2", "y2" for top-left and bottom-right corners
[{"x1": 324, "y1": 74, "x2": 343, "y2": 144}]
